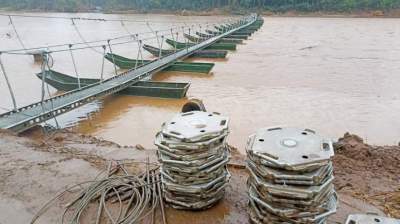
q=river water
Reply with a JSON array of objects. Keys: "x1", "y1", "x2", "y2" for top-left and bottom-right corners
[{"x1": 0, "y1": 13, "x2": 399, "y2": 150}]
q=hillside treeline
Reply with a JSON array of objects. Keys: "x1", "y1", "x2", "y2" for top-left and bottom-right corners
[{"x1": 0, "y1": 0, "x2": 399, "y2": 12}]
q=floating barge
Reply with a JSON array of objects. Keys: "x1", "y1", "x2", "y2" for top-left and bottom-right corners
[
  {"x1": 105, "y1": 53, "x2": 215, "y2": 73},
  {"x1": 197, "y1": 31, "x2": 248, "y2": 40},
  {"x1": 165, "y1": 38, "x2": 237, "y2": 51},
  {"x1": 36, "y1": 70, "x2": 190, "y2": 99},
  {"x1": 143, "y1": 44, "x2": 228, "y2": 58},
  {"x1": 34, "y1": 17, "x2": 264, "y2": 101},
  {"x1": 183, "y1": 33, "x2": 243, "y2": 44}
]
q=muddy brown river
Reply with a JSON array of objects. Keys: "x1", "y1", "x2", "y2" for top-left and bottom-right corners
[{"x1": 0, "y1": 13, "x2": 399, "y2": 150}]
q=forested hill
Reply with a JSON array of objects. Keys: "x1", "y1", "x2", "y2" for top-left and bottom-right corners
[{"x1": 0, "y1": 0, "x2": 399, "y2": 13}]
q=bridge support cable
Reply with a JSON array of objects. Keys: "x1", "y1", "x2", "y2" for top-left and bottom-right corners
[
  {"x1": 182, "y1": 23, "x2": 189, "y2": 51},
  {"x1": 168, "y1": 30, "x2": 179, "y2": 54},
  {"x1": 120, "y1": 21, "x2": 133, "y2": 36},
  {"x1": 1, "y1": 16, "x2": 207, "y2": 55},
  {"x1": 107, "y1": 40, "x2": 119, "y2": 77},
  {"x1": 170, "y1": 29, "x2": 175, "y2": 45},
  {"x1": 190, "y1": 24, "x2": 196, "y2": 43},
  {"x1": 8, "y1": 16, "x2": 27, "y2": 53},
  {"x1": 100, "y1": 45, "x2": 106, "y2": 82},
  {"x1": 135, "y1": 40, "x2": 142, "y2": 70},
  {"x1": 0, "y1": 53, "x2": 17, "y2": 111},
  {"x1": 138, "y1": 40, "x2": 144, "y2": 64},
  {"x1": 181, "y1": 27, "x2": 187, "y2": 51},
  {"x1": 40, "y1": 52, "x2": 47, "y2": 103},
  {"x1": 153, "y1": 31, "x2": 162, "y2": 58},
  {"x1": 187, "y1": 28, "x2": 192, "y2": 50},
  {"x1": 205, "y1": 23, "x2": 209, "y2": 37},
  {"x1": 171, "y1": 31, "x2": 179, "y2": 53},
  {"x1": 131, "y1": 33, "x2": 143, "y2": 70},
  {"x1": 157, "y1": 32, "x2": 162, "y2": 54},
  {"x1": 197, "y1": 25, "x2": 202, "y2": 44},
  {"x1": 41, "y1": 54, "x2": 60, "y2": 129},
  {"x1": 159, "y1": 35, "x2": 164, "y2": 58},
  {"x1": 133, "y1": 34, "x2": 143, "y2": 70},
  {"x1": 146, "y1": 23, "x2": 165, "y2": 60},
  {"x1": 71, "y1": 18, "x2": 103, "y2": 54},
  {"x1": 146, "y1": 22, "x2": 163, "y2": 52},
  {"x1": 69, "y1": 45, "x2": 81, "y2": 89},
  {"x1": 0, "y1": 13, "x2": 217, "y2": 25}
]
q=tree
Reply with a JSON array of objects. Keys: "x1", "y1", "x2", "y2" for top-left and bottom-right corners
[{"x1": 0, "y1": 0, "x2": 398, "y2": 12}]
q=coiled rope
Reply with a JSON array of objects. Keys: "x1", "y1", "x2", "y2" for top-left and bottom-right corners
[{"x1": 30, "y1": 160, "x2": 166, "y2": 224}]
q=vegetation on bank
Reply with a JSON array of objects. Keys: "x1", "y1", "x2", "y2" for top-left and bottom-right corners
[{"x1": 0, "y1": 0, "x2": 399, "y2": 13}]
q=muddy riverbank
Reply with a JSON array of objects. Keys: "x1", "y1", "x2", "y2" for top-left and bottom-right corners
[{"x1": 0, "y1": 129, "x2": 398, "y2": 223}]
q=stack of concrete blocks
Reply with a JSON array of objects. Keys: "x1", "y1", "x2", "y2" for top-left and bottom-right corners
[
  {"x1": 246, "y1": 127, "x2": 337, "y2": 224},
  {"x1": 155, "y1": 111, "x2": 231, "y2": 209}
]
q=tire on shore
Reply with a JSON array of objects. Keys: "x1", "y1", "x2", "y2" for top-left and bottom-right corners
[{"x1": 181, "y1": 98, "x2": 207, "y2": 113}]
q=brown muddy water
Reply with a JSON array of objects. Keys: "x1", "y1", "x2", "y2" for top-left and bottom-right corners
[{"x1": 1, "y1": 13, "x2": 400, "y2": 150}]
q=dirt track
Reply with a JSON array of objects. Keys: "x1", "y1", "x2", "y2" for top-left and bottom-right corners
[{"x1": 0, "y1": 129, "x2": 398, "y2": 224}]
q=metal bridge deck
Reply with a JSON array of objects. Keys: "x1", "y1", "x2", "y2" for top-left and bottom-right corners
[{"x1": 0, "y1": 15, "x2": 256, "y2": 133}]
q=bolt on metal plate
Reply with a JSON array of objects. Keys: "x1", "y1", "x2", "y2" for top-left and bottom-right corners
[
  {"x1": 161, "y1": 111, "x2": 229, "y2": 143},
  {"x1": 345, "y1": 214, "x2": 400, "y2": 224},
  {"x1": 246, "y1": 127, "x2": 334, "y2": 171}
]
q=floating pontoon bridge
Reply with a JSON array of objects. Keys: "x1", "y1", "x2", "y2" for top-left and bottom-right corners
[{"x1": 0, "y1": 14, "x2": 263, "y2": 133}]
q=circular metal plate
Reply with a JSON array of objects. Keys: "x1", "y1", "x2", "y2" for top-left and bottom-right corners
[{"x1": 247, "y1": 127, "x2": 334, "y2": 169}]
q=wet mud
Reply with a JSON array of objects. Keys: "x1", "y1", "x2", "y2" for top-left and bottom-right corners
[{"x1": 1, "y1": 130, "x2": 398, "y2": 223}]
